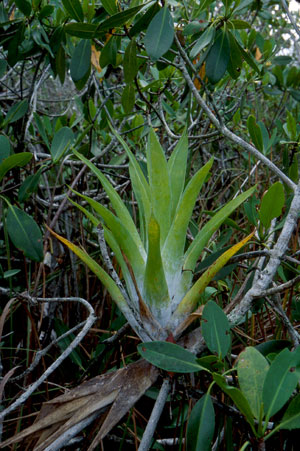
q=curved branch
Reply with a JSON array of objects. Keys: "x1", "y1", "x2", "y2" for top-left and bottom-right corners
[{"x1": 0, "y1": 296, "x2": 96, "y2": 422}]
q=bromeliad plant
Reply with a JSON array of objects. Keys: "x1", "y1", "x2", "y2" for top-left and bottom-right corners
[
  {"x1": 1, "y1": 129, "x2": 256, "y2": 450},
  {"x1": 51, "y1": 128, "x2": 255, "y2": 342}
]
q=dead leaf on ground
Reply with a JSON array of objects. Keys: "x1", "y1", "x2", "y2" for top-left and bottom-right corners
[{"x1": 0, "y1": 359, "x2": 158, "y2": 450}]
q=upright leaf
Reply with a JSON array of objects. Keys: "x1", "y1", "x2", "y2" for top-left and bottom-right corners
[
  {"x1": 3, "y1": 99, "x2": 28, "y2": 126},
  {"x1": 144, "y1": 7, "x2": 174, "y2": 61},
  {"x1": 6, "y1": 205, "x2": 43, "y2": 262},
  {"x1": 15, "y1": 0, "x2": 31, "y2": 17},
  {"x1": 213, "y1": 373, "x2": 255, "y2": 430},
  {"x1": 147, "y1": 129, "x2": 171, "y2": 244},
  {"x1": 187, "y1": 394, "x2": 215, "y2": 451},
  {"x1": 101, "y1": 0, "x2": 118, "y2": 15},
  {"x1": 190, "y1": 26, "x2": 215, "y2": 59},
  {"x1": 121, "y1": 83, "x2": 135, "y2": 114},
  {"x1": 163, "y1": 158, "x2": 213, "y2": 274},
  {"x1": 279, "y1": 394, "x2": 300, "y2": 430},
  {"x1": 143, "y1": 216, "x2": 169, "y2": 317},
  {"x1": 50, "y1": 127, "x2": 74, "y2": 163},
  {"x1": 202, "y1": 300, "x2": 231, "y2": 358},
  {"x1": 205, "y1": 29, "x2": 230, "y2": 84},
  {"x1": 237, "y1": 347, "x2": 269, "y2": 419},
  {"x1": 0, "y1": 135, "x2": 11, "y2": 164},
  {"x1": 70, "y1": 39, "x2": 91, "y2": 83},
  {"x1": 100, "y1": 36, "x2": 118, "y2": 68},
  {"x1": 70, "y1": 188, "x2": 145, "y2": 282},
  {"x1": 73, "y1": 150, "x2": 145, "y2": 258},
  {"x1": 263, "y1": 348, "x2": 300, "y2": 421},
  {"x1": 259, "y1": 182, "x2": 285, "y2": 229},
  {"x1": 167, "y1": 131, "x2": 189, "y2": 220},
  {"x1": 108, "y1": 125, "x2": 151, "y2": 242},
  {"x1": 174, "y1": 233, "x2": 254, "y2": 322},
  {"x1": 62, "y1": 0, "x2": 84, "y2": 22},
  {"x1": 123, "y1": 39, "x2": 138, "y2": 84},
  {"x1": 183, "y1": 186, "x2": 256, "y2": 276},
  {"x1": 247, "y1": 115, "x2": 263, "y2": 152}
]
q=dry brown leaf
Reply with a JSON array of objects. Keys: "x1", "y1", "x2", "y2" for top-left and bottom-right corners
[
  {"x1": 0, "y1": 360, "x2": 158, "y2": 450},
  {"x1": 88, "y1": 359, "x2": 159, "y2": 450},
  {"x1": 255, "y1": 47, "x2": 262, "y2": 61},
  {"x1": 91, "y1": 45, "x2": 101, "y2": 72}
]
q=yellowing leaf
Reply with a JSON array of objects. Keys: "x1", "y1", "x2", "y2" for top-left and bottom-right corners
[
  {"x1": 172, "y1": 232, "x2": 255, "y2": 334},
  {"x1": 91, "y1": 45, "x2": 101, "y2": 72},
  {"x1": 255, "y1": 47, "x2": 262, "y2": 61}
]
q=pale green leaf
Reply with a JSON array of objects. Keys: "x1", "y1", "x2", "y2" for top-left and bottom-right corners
[
  {"x1": 73, "y1": 150, "x2": 145, "y2": 259},
  {"x1": 167, "y1": 131, "x2": 189, "y2": 221},
  {"x1": 237, "y1": 347, "x2": 269, "y2": 419},
  {"x1": 143, "y1": 216, "x2": 170, "y2": 318},
  {"x1": 147, "y1": 129, "x2": 171, "y2": 244}
]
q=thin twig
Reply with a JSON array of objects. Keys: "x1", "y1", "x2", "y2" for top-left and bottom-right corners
[
  {"x1": 0, "y1": 296, "x2": 96, "y2": 422},
  {"x1": 138, "y1": 378, "x2": 171, "y2": 451}
]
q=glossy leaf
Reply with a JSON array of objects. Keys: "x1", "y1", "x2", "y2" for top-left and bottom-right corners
[
  {"x1": 70, "y1": 39, "x2": 91, "y2": 83},
  {"x1": 202, "y1": 300, "x2": 231, "y2": 359},
  {"x1": 255, "y1": 340, "x2": 291, "y2": 357},
  {"x1": 3, "y1": 99, "x2": 28, "y2": 126},
  {"x1": 15, "y1": 0, "x2": 31, "y2": 16},
  {"x1": 187, "y1": 394, "x2": 215, "y2": 451},
  {"x1": 64, "y1": 23, "x2": 98, "y2": 39},
  {"x1": 227, "y1": 31, "x2": 243, "y2": 79},
  {"x1": 101, "y1": 0, "x2": 118, "y2": 15},
  {"x1": 0, "y1": 152, "x2": 32, "y2": 182},
  {"x1": 62, "y1": 0, "x2": 84, "y2": 22},
  {"x1": 34, "y1": 113, "x2": 50, "y2": 149},
  {"x1": 259, "y1": 182, "x2": 285, "y2": 229},
  {"x1": 263, "y1": 348, "x2": 300, "y2": 421},
  {"x1": 121, "y1": 83, "x2": 135, "y2": 113},
  {"x1": 144, "y1": 7, "x2": 174, "y2": 61},
  {"x1": 190, "y1": 26, "x2": 215, "y2": 59},
  {"x1": 237, "y1": 347, "x2": 269, "y2": 419},
  {"x1": 213, "y1": 373, "x2": 255, "y2": 429},
  {"x1": 137, "y1": 341, "x2": 207, "y2": 373},
  {"x1": 237, "y1": 42, "x2": 260, "y2": 74},
  {"x1": 6, "y1": 205, "x2": 43, "y2": 262},
  {"x1": 0, "y1": 59, "x2": 7, "y2": 78},
  {"x1": 247, "y1": 115, "x2": 263, "y2": 152},
  {"x1": 56, "y1": 45, "x2": 66, "y2": 84},
  {"x1": 205, "y1": 29, "x2": 230, "y2": 84},
  {"x1": 123, "y1": 39, "x2": 138, "y2": 84},
  {"x1": 98, "y1": 5, "x2": 144, "y2": 31},
  {"x1": 50, "y1": 127, "x2": 74, "y2": 163},
  {"x1": 129, "y1": 2, "x2": 160, "y2": 37},
  {"x1": 0, "y1": 135, "x2": 11, "y2": 164},
  {"x1": 228, "y1": 19, "x2": 251, "y2": 29},
  {"x1": 18, "y1": 167, "x2": 43, "y2": 202},
  {"x1": 100, "y1": 36, "x2": 118, "y2": 68},
  {"x1": 279, "y1": 394, "x2": 300, "y2": 430}
]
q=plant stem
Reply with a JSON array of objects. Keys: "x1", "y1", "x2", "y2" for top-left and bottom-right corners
[{"x1": 138, "y1": 378, "x2": 171, "y2": 451}]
